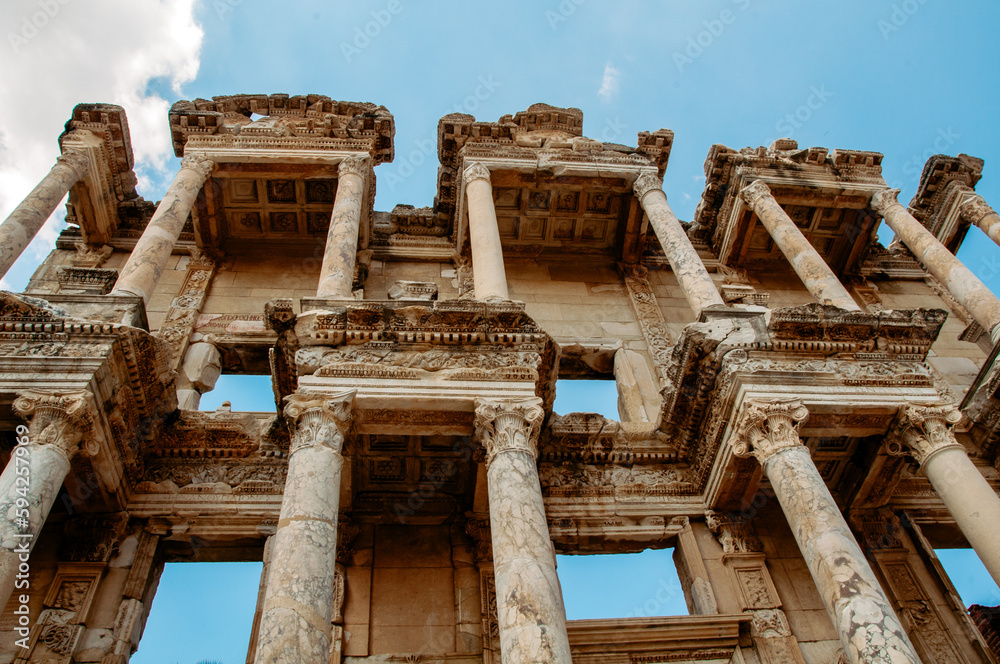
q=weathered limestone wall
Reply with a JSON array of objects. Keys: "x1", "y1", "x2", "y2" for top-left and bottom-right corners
[
  {"x1": 202, "y1": 250, "x2": 320, "y2": 316},
  {"x1": 364, "y1": 260, "x2": 460, "y2": 300}
]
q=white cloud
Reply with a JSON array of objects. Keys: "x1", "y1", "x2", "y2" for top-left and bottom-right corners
[
  {"x1": 0, "y1": 0, "x2": 203, "y2": 288},
  {"x1": 598, "y1": 62, "x2": 620, "y2": 102}
]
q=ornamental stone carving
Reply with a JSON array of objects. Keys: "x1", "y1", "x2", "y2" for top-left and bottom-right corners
[
  {"x1": 179, "y1": 154, "x2": 214, "y2": 179},
  {"x1": 739, "y1": 180, "x2": 773, "y2": 210},
  {"x1": 632, "y1": 172, "x2": 663, "y2": 201},
  {"x1": 885, "y1": 404, "x2": 963, "y2": 465},
  {"x1": 55, "y1": 150, "x2": 91, "y2": 178},
  {"x1": 870, "y1": 188, "x2": 902, "y2": 216},
  {"x1": 283, "y1": 391, "x2": 356, "y2": 454},
  {"x1": 338, "y1": 155, "x2": 369, "y2": 178},
  {"x1": 705, "y1": 511, "x2": 763, "y2": 554},
  {"x1": 731, "y1": 399, "x2": 810, "y2": 465},
  {"x1": 474, "y1": 397, "x2": 544, "y2": 468},
  {"x1": 12, "y1": 390, "x2": 93, "y2": 458},
  {"x1": 960, "y1": 194, "x2": 995, "y2": 225},
  {"x1": 463, "y1": 162, "x2": 492, "y2": 185}
]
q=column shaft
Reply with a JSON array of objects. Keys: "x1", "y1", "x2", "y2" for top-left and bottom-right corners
[
  {"x1": 113, "y1": 155, "x2": 213, "y2": 303},
  {"x1": 922, "y1": 446, "x2": 1000, "y2": 586},
  {"x1": 962, "y1": 194, "x2": 1000, "y2": 249},
  {"x1": 317, "y1": 157, "x2": 367, "y2": 298},
  {"x1": 477, "y1": 399, "x2": 570, "y2": 664},
  {"x1": 254, "y1": 393, "x2": 353, "y2": 664},
  {"x1": 0, "y1": 152, "x2": 89, "y2": 278},
  {"x1": 874, "y1": 188, "x2": 1000, "y2": 340},
  {"x1": 742, "y1": 181, "x2": 860, "y2": 311},
  {"x1": 766, "y1": 447, "x2": 920, "y2": 663},
  {"x1": 464, "y1": 163, "x2": 509, "y2": 300},
  {"x1": 634, "y1": 174, "x2": 725, "y2": 315}
]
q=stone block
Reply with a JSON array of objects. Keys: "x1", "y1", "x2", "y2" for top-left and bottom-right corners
[{"x1": 388, "y1": 280, "x2": 438, "y2": 300}]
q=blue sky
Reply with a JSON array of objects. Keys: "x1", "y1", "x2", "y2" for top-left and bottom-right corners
[{"x1": 3, "y1": 1, "x2": 1000, "y2": 661}]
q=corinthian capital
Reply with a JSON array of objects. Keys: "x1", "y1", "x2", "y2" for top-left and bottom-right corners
[
  {"x1": 463, "y1": 162, "x2": 492, "y2": 185},
  {"x1": 870, "y1": 188, "x2": 902, "y2": 216},
  {"x1": 739, "y1": 180, "x2": 773, "y2": 210},
  {"x1": 960, "y1": 193, "x2": 995, "y2": 226},
  {"x1": 179, "y1": 155, "x2": 215, "y2": 179},
  {"x1": 283, "y1": 391, "x2": 356, "y2": 454},
  {"x1": 56, "y1": 150, "x2": 91, "y2": 179},
  {"x1": 12, "y1": 390, "x2": 93, "y2": 459},
  {"x1": 474, "y1": 397, "x2": 544, "y2": 467},
  {"x1": 633, "y1": 172, "x2": 664, "y2": 201},
  {"x1": 885, "y1": 404, "x2": 962, "y2": 465},
  {"x1": 731, "y1": 399, "x2": 809, "y2": 465},
  {"x1": 338, "y1": 155, "x2": 369, "y2": 179}
]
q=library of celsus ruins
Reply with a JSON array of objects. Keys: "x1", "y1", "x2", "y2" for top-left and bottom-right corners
[{"x1": 1, "y1": 94, "x2": 1000, "y2": 664}]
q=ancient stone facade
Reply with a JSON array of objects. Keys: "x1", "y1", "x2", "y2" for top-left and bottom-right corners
[{"x1": 0, "y1": 97, "x2": 997, "y2": 663}]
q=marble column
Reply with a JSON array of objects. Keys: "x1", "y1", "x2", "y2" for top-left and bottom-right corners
[
  {"x1": 112, "y1": 155, "x2": 213, "y2": 304},
  {"x1": 316, "y1": 156, "x2": 368, "y2": 298},
  {"x1": 732, "y1": 399, "x2": 922, "y2": 664},
  {"x1": 961, "y1": 193, "x2": 1000, "y2": 249},
  {"x1": 634, "y1": 173, "x2": 725, "y2": 315},
  {"x1": 872, "y1": 188, "x2": 1000, "y2": 342},
  {"x1": 474, "y1": 397, "x2": 571, "y2": 664},
  {"x1": 254, "y1": 391, "x2": 354, "y2": 664},
  {"x1": 0, "y1": 151, "x2": 90, "y2": 278},
  {"x1": 0, "y1": 391, "x2": 90, "y2": 609},
  {"x1": 464, "y1": 163, "x2": 509, "y2": 300},
  {"x1": 887, "y1": 404, "x2": 1000, "y2": 587},
  {"x1": 741, "y1": 181, "x2": 861, "y2": 311}
]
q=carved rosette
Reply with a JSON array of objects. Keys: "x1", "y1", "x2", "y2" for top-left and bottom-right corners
[
  {"x1": 55, "y1": 150, "x2": 91, "y2": 179},
  {"x1": 463, "y1": 162, "x2": 492, "y2": 185},
  {"x1": 731, "y1": 399, "x2": 809, "y2": 465},
  {"x1": 338, "y1": 155, "x2": 369, "y2": 179},
  {"x1": 632, "y1": 172, "x2": 664, "y2": 201},
  {"x1": 885, "y1": 404, "x2": 963, "y2": 465},
  {"x1": 474, "y1": 397, "x2": 544, "y2": 468},
  {"x1": 12, "y1": 390, "x2": 94, "y2": 459},
  {"x1": 960, "y1": 194, "x2": 996, "y2": 226},
  {"x1": 283, "y1": 391, "x2": 356, "y2": 455},
  {"x1": 178, "y1": 154, "x2": 214, "y2": 179},
  {"x1": 739, "y1": 180, "x2": 773, "y2": 211},
  {"x1": 870, "y1": 188, "x2": 903, "y2": 217}
]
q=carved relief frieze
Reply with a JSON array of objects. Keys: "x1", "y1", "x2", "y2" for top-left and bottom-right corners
[
  {"x1": 157, "y1": 249, "x2": 220, "y2": 369},
  {"x1": 539, "y1": 462, "x2": 695, "y2": 499},
  {"x1": 620, "y1": 263, "x2": 672, "y2": 388}
]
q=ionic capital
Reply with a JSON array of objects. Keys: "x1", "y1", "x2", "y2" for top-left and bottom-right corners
[
  {"x1": 338, "y1": 155, "x2": 369, "y2": 179},
  {"x1": 870, "y1": 188, "x2": 903, "y2": 216},
  {"x1": 12, "y1": 390, "x2": 93, "y2": 459},
  {"x1": 885, "y1": 404, "x2": 962, "y2": 465},
  {"x1": 633, "y1": 172, "x2": 664, "y2": 201},
  {"x1": 283, "y1": 390, "x2": 356, "y2": 455},
  {"x1": 179, "y1": 154, "x2": 215, "y2": 179},
  {"x1": 55, "y1": 150, "x2": 91, "y2": 179},
  {"x1": 463, "y1": 162, "x2": 492, "y2": 186},
  {"x1": 739, "y1": 180, "x2": 773, "y2": 210},
  {"x1": 960, "y1": 193, "x2": 996, "y2": 226},
  {"x1": 731, "y1": 399, "x2": 809, "y2": 465},
  {"x1": 474, "y1": 397, "x2": 544, "y2": 467}
]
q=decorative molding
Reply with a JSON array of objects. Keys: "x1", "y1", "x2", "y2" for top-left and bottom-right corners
[
  {"x1": 284, "y1": 391, "x2": 356, "y2": 454},
  {"x1": 705, "y1": 511, "x2": 762, "y2": 554},
  {"x1": 179, "y1": 154, "x2": 214, "y2": 179},
  {"x1": 633, "y1": 172, "x2": 663, "y2": 201},
  {"x1": 885, "y1": 404, "x2": 963, "y2": 465},
  {"x1": 960, "y1": 193, "x2": 995, "y2": 226},
  {"x1": 871, "y1": 188, "x2": 902, "y2": 216},
  {"x1": 462, "y1": 162, "x2": 491, "y2": 185},
  {"x1": 12, "y1": 390, "x2": 93, "y2": 458},
  {"x1": 730, "y1": 399, "x2": 809, "y2": 465},
  {"x1": 56, "y1": 150, "x2": 91, "y2": 178},
  {"x1": 474, "y1": 397, "x2": 544, "y2": 467},
  {"x1": 739, "y1": 180, "x2": 772, "y2": 210},
  {"x1": 338, "y1": 155, "x2": 369, "y2": 179}
]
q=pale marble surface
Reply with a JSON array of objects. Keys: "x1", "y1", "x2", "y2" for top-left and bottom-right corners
[
  {"x1": 873, "y1": 187, "x2": 1000, "y2": 341},
  {"x1": 765, "y1": 446, "x2": 922, "y2": 664},
  {"x1": 113, "y1": 155, "x2": 213, "y2": 303},
  {"x1": 317, "y1": 157, "x2": 367, "y2": 298},
  {"x1": 465, "y1": 163, "x2": 510, "y2": 300},
  {"x1": 742, "y1": 181, "x2": 860, "y2": 311},
  {"x1": 0, "y1": 151, "x2": 89, "y2": 277},
  {"x1": 635, "y1": 173, "x2": 725, "y2": 315}
]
